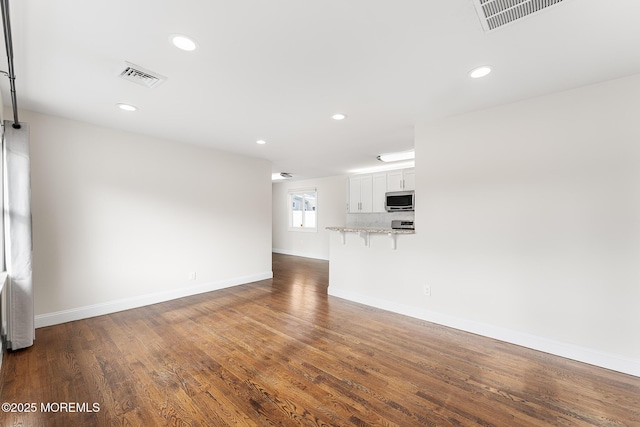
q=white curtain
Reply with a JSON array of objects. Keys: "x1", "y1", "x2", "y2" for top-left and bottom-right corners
[{"x1": 3, "y1": 121, "x2": 33, "y2": 350}]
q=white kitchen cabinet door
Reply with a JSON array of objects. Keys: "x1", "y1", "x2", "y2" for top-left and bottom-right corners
[
  {"x1": 372, "y1": 173, "x2": 387, "y2": 212},
  {"x1": 349, "y1": 177, "x2": 361, "y2": 213},
  {"x1": 349, "y1": 175, "x2": 373, "y2": 213},
  {"x1": 359, "y1": 175, "x2": 373, "y2": 212},
  {"x1": 403, "y1": 169, "x2": 415, "y2": 190},
  {"x1": 386, "y1": 170, "x2": 404, "y2": 192}
]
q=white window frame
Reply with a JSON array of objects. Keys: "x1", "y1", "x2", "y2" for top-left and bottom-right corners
[{"x1": 288, "y1": 188, "x2": 317, "y2": 232}]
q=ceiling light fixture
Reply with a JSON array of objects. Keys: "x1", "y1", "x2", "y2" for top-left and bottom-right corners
[
  {"x1": 170, "y1": 34, "x2": 197, "y2": 51},
  {"x1": 272, "y1": 172, "x2": 292, "y2": 181},
  {"x1": 349, "y1": 160, "x2": 415, "y2": 175},
  {"x1": 256, "y1": 139, "x2": 267, "y2": 145},
  {"x1": 116, "y1": 103, "x2": 137, "y2": 112},
  {"x1": 377, "y1": 150, "x2": 415, "y2": 163},
  {"x1": 332, "y1": 113, "x2": 347, "y2": 120},
  {"x1": 469, "y1": 66, "x2": 492, "y2": 79}
]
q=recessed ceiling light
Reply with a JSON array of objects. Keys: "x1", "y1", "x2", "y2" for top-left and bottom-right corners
[
  {"x1": 170, "y1": 34, "x2": 197, "y2": 51},
  {"x1": 469, "y1": 66, "x2": 492, "y2": 79},
  {"x1": 332, "y1": 113, "x2": 347, "y2": 120},
  {"x1": 116, "y1": 103, "x2": 137, "y2": 112},
  {"x1": 377, "y1": 150, "x2": 415, "y2": 163},
  {"x1": 256, "y1": 139, "x2": 267, "y2": 145}
]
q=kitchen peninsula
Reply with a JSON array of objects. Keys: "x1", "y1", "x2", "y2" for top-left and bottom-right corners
[{"x1": 326, "y1": 226, "x2": 414, "y2": 250}]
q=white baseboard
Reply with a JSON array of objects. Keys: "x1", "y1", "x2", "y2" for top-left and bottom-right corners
[
  {"x1": 328, "y1": 287, "x2": 640, "y2": 378},
  {"x1": 35, "y1": 271, "x2": 273, "y2": 328},
  {"x1": 272, "y1": 248, "x2": 329, "y2": 261}
]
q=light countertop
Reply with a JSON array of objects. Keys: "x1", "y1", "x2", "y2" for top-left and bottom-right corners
[{"x1": 326, "y1": 226, "x2": 415, "y2": 234}]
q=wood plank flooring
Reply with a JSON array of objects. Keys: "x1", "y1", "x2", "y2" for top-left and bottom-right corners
[{"x1": 1, "y1": 253, "x2": 639, "y2": 426}]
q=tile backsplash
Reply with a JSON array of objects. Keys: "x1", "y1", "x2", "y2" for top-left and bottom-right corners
[{"x1": 346, "y1": 211, "x2": 415, "y2": 228}]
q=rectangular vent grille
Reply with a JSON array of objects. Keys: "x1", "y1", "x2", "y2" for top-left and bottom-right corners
[
  {"x1": 118, "y1": 62, "x2": 166, "y2": 88},
  {"x1": 474, "y1": 0, "x2": 566, "y2": 32}
]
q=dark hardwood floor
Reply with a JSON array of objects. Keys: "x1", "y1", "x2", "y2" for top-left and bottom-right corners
[{"x1": 1, "y1": 253, "x2": 639, "y2": 426}]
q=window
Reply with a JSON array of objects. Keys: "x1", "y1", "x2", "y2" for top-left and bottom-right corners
[{"x1": 288, "y1": 188, "x2": 317, "y2": 232}]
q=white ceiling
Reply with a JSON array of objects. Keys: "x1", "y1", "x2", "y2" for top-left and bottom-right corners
[{"x1": 3, "y1": 0, "x2": 640, "y2": 179}]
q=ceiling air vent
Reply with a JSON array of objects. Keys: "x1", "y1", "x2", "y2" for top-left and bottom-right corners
[
  {"x1": 118, "y1": 62, "x2": 167, "y2": 88},
  {"x1": 473, "y1": 0, "x2": 566, "y2": 32}
]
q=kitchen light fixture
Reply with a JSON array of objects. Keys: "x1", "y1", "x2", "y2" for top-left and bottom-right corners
[
  {"x1": 170, "y1": 34, "x2": 197, "y2": 51},
  {"x1": 256, "y1": 139, "x2": 267, "y2": 145},
  {"x1": 469, "y1": 66, "x2": 492, "y2": 79},
  {"x1": 272, "y1": 172, "x2": 292, "y2": 180},
  {"x1": 116, "y1": 103, "x2": 137, "y2": 112},
  {"x1": 349, "y1": 160, "x2": 415, "y2": 175},
  {"x1": 332, "y1": 113, "x2": 347, "y2": 120},
  {"x1": 377, "y1": 150, "x2": 415, "y2": 163}
]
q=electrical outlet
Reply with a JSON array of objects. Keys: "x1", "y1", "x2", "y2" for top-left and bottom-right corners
[
  {"x1": 188, "y1": 272, "x2": 197, "y2": 280},
  {"x1": 423, "y1": 285, "x2": 431, "y2": 296}
]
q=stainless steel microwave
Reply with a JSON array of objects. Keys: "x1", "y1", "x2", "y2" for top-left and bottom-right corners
[{"x1": 385, "y1": 191, "x2": 415, "y2": 212}]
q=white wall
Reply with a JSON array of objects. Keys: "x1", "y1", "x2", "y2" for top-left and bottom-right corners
[
  {"x1": 329, "y1": 73, "x2": 640, "y2": 376},
  {"x1": 273, "y1": 176, "x2": 346, "y2": 260},
  {"x1": 20, "y1": 109, "x2": 273, "y2": 326}
]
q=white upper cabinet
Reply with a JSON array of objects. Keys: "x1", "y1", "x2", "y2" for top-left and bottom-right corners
[
  {"x1": 349, "y1": 175, "x2": 373, "y2": 213},
  {"x1": 386, "y1": 170, "x2": 404, "y2": 192},
  {"x1": 403, "y1": 169, "x2": 415, "y2": 191},
  {"x1": 386, "y1": 168, "x2": 415, "y2": 191},
  {"x1": 372, "y1": 173, "x2": 387, "y2": 213}
]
